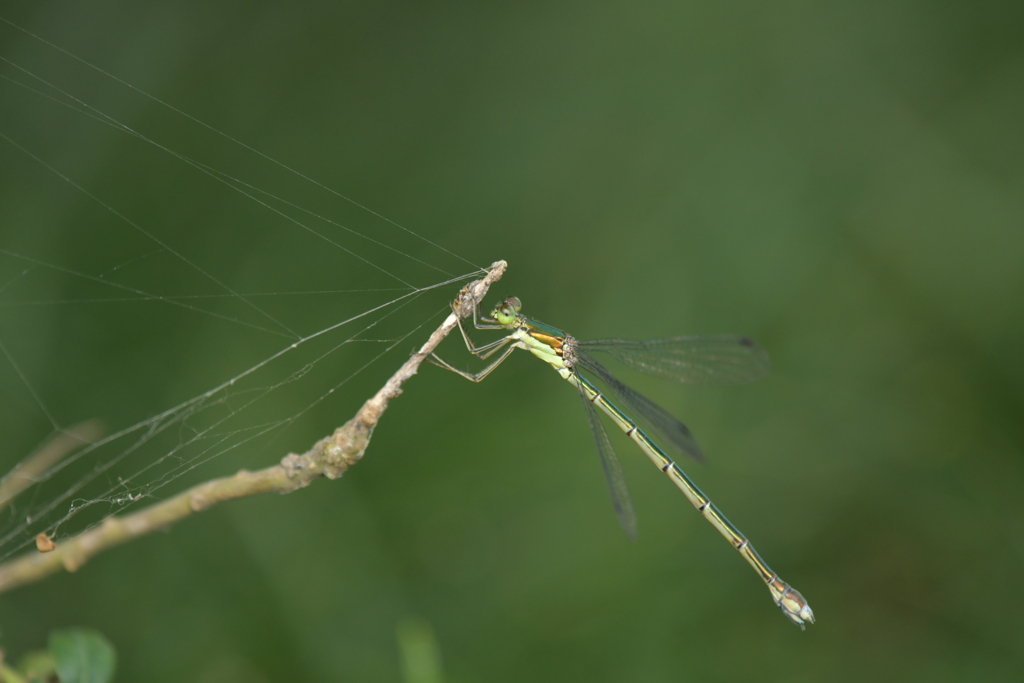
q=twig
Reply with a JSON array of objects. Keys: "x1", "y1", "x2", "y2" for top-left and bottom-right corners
[
  {"x1": 0, "y1": 260, "x2": 507, "y2": 594},
  {"x1": 0, "y1": 420, "x2": 105, "y2": 508}
]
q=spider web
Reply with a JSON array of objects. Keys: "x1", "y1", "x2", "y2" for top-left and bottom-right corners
[{"x1": 0, "y1": 16, "x2": 486, "y2": 567}]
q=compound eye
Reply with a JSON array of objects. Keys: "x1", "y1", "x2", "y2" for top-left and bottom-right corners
[
  {"x1": 506, "y1": 296, "x2": 522, "y2": 312},
  {"x1": 492, "y1": 302, "x2": 518, "y2": 325}
]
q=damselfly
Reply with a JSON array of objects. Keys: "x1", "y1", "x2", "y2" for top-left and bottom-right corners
[{"x1": 431, "y1": 294, "x2": 813, "y2": 628}]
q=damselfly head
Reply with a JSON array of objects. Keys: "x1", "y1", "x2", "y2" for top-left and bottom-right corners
[{"x1": 491, "y1": 296, "x2": 522, "y2": 325}]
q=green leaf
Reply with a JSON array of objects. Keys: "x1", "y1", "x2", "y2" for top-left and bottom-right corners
[{"x1": 47, "y1": 629, "x2": 116, "y2": 683}]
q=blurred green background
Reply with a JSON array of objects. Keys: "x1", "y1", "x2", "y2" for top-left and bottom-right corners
[{"x1": 2, "y1": 1, "x2": 1023, "y2": 681}]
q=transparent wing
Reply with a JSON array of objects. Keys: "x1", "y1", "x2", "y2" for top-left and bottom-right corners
[
  {"x1": 575, "y1": 350, "x2": 705, "y2": 462},
  {"x1": 576, "y1": 375, "x2": 637, "y2": 541},
  {"x1": 580, "y1": 335, "x2": 770, "y2": 386}
]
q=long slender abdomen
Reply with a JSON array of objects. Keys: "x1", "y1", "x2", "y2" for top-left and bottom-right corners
[{"x1": 563, "y1": 370, "x2": 814, "y2": 628}]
